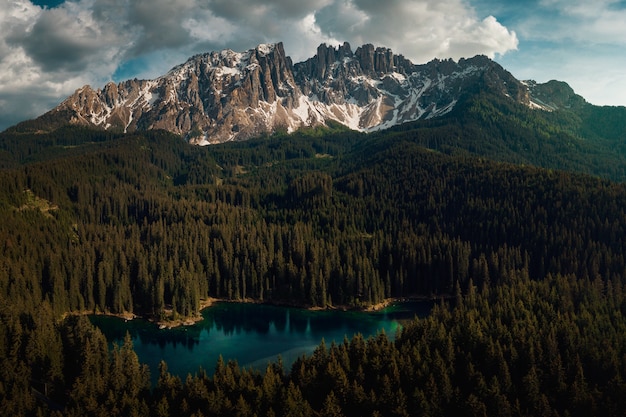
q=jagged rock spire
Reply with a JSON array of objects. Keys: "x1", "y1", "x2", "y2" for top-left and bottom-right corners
[{"x1": 38, "y1": 42, "x2": 534, "y2": 144}]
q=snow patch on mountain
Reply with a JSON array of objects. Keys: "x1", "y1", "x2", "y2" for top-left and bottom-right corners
[{"x1": 44, "y1": 42, "x2": 543, "y2": 144}]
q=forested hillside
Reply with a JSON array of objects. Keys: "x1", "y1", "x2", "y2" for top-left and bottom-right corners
[
  {"x1": 2, "y1": 111, "x2": 626, "y2": 415},
  {"x1": 380, "y1": 93, "x2": 626, "y2": 181},
  {"x1": 2, "y1": 123, "x2": 626, "y2": 318}
]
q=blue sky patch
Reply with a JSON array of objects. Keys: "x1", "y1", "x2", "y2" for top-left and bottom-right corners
[{"x1": 31, "y1": 0, "x2": 65, "y2": 8}]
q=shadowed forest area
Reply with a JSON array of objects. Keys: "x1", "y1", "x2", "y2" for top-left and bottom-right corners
[{"x1": 2, "y1": 98, "x2": 626, "y2": 415}]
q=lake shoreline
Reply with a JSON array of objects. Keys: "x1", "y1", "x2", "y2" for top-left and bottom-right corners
[
  {"x1": 89, "y1": 298, "x2": 438, "y2": 384},
  {"x1": 152, "y1": 295, "x2": 449, "y2": 329},
  {"x1": 68, "y1": 294, "x2": 449, "y2": 329}
]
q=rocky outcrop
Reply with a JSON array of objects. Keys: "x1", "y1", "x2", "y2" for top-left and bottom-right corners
[
  {"x1": 524, "y1": 79, "x2": 586, "y2": 111},
  {"x1": 42, "y1": 41, "x2": 543, "y2": 144}
]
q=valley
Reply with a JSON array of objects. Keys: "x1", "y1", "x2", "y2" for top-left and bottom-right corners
[{"x1": 2, "y1": 41, "x2": 626, "y2": 416}]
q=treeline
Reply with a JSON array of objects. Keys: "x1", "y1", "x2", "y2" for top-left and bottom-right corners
[
  {"x1": 3, "y1": 123, "x2": 626, "y2": 414},
  {"x1": 2, "y1": 264, "x2": 626, "y2": 416},
  {"x1": 378, "y1": 92, "x2": 626, "y2": 181},
  {"x1": 3, "y1": 127, "x2": 626, "y2": 320}
]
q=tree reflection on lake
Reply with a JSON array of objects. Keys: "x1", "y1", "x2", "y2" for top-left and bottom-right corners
[{"x1": 90, "y1": 301, "x2": 433, "y2": 384}]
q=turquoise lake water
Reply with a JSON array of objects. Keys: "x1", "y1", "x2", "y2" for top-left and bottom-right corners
[{"x1": 89, "y1": 301, "x2": 433, "y2": 383}]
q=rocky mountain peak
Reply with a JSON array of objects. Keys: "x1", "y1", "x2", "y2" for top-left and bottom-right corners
[
  {"x1": 524, "y1": 79, "x2": 586, "y2": 111},
  {"x1": 354, "y1": 44, "x2": 396, "y2": 75},
  {"x1": 33, "y1": 41, "x2": 558, "y2": 144}
]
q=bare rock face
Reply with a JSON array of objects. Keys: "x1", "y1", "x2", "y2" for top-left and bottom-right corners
[
  {"x1": 42, "y1": 41, "x2": 540, "y2": 144},
  {"x1": 524, "y1": 79, "x2": 586, "y2": 111}
]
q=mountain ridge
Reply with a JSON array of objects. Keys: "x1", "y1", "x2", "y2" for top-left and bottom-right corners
[{"x1": 13, "y1": 41, "x2": 578, "y2": 144}]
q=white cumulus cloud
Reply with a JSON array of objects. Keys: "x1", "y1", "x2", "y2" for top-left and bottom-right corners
[
  {"x1": 0, "y1": 0, "x2": 519, "y2": 130},
  {"x1": 312, "y1": 0, "x2": 518, "y2": 63}
]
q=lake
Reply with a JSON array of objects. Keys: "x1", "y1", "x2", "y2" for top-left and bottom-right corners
[{"x1": 89, "y1": 301, "x2": 433, "y2": 383}]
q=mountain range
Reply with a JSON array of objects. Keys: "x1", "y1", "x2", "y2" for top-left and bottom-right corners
[
  {"x1": 10, "y1": 41, "x2": 589, "y2": 145},
  {"x1": 5, "y1": 40, "x2": 626, "y2": 417}
]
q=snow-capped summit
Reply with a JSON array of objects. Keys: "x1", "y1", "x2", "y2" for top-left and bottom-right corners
[{"x1": 40, "y1": 42, "x2": 547, "y2": 144}]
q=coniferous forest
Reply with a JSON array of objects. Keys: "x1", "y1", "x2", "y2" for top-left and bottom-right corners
[{"x1": 3, "y1": 96, "x2": 626, "y2": 416}]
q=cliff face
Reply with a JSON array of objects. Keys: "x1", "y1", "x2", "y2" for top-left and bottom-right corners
[
  {"x1": 43, "y1": 42, "x2": 538, "y2": 144},
  {"x1": 55, "y1": 43, "x2": 301, "y2": 143}
]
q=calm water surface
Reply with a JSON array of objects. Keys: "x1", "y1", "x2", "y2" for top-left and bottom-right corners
[{"x1": 90, "y1": 301, "x2": 432, "y2": 383}]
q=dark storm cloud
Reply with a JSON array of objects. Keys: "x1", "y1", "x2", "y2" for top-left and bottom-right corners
[
  {"x1": 10, "y1": 8, "x2": 103, "y2": 72},
  {"x1": 123, "y1": 0, "x2": 196, "y2": 56}
]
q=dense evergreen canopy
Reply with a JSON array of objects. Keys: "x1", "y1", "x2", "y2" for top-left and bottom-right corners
[{"x1": 2, "y1": 97, "x2": 626, "y2": 415}]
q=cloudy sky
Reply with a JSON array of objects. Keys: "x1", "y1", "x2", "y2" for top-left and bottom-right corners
[{"x1": 1, "y1": 0, "x2": 625, "y2": 131}]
